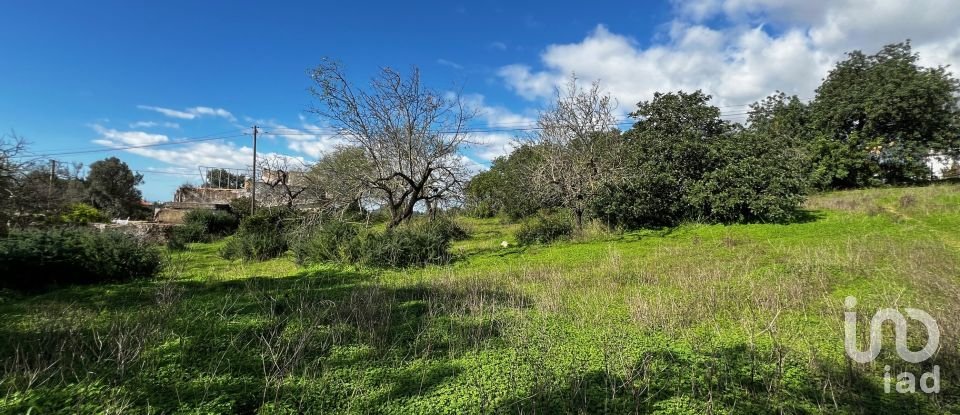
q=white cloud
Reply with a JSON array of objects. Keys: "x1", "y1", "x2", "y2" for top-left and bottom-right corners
[
  {"x1": 188, "y1": 106, "x2": 236, "y2": 121},
  {"x1": 461, "y1": 94, "x2": 536, "y2": 162},
  {"x1": 437, "y1": 58, "x2": 464, "y2": 69},
  {"x1": 499, "y1": 24, "x2": 830, "y2": 115},
  {"x1": 258, "y1": 115, "x2": 347, "y2": 159},
  {"x1": 488, "y1": 41, "x2": 508, "y2": 51},
  {"x1": 129, "y1": 121, "x2": 180, "y2": 129},
  {"x1": 90, "y1": 124, "x2": 300, "y2": 172},
  {"x1": 92, "y1": 124, "x2": 169, "y2": 146},
  {"x1": 499, "y1": 2, "x2": 960, "y2": 118},
  {"x1": 137, "y1": 105, "x2": 237, "y2": 121}
]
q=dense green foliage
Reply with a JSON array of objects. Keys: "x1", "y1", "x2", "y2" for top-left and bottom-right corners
[
  {"x1": 516, "y1": 211, "x2": 574, "y2": 244},
  {"x1": 291, "y1": 219, "x2": 362, "y2": 264},
  {"x1": 809, "y1": 42, "x2": 960, "y2": 188},
  {"x1": 168, "y1": 209, "x2": 239, "y2": 250},
  {"x1": 228, "y1": 196, "x2": 253, "y2": 220},
  {"x1": 0, "y1": 228, "x2": 161, "y2": 290},
  {"x1": 592, "y1": 91, "x2": 808, "y2": 228},
  {"x1": 466, "y1": 42, "x2": 960, "y2": 229},
  {"x1": 184, "y1": 209, "x2": 239, "y2": 236},
  {"x1": 352, "y1": 221, "x2": 454, "y2": 267},
  {"x1": 59, "y1": 203, "x2": 105, "y2": 225},
  {"x1": 293, "y1": 217, "x2": 466, "y2": 267},
  {"x1": 465, "y1": 145, "x2": 553, "y2": 220},
  {"x1": 86, "y1": 157, "x2": 148, "y2": 219},
  {"x1": 220, "y1": 209, "x2": 294, "y2": 260}
]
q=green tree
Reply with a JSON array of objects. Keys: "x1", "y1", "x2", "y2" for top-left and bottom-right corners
[
  {"x1": 465, "y1": 145, "x2": 555, "y2": 220},
  {"x1": 593, "y1": 91, "x2": 727, "y2": 227},
  {"x1": 87, "y1": 157, "x2": 146, "y2": 219},
  {"x1": 810, "y1": 41, "x2": 960, "y2": 188},
  {"x1": 593, "y1": 90, "x2": 807, "y2": 227}
]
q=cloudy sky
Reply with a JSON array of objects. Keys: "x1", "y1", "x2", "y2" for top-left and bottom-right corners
[{"x1": 2, "y1": 0, "x2": 959, "y2": 201}]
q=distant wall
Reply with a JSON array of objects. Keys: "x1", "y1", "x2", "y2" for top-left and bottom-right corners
[
  {"x1": 154, "y1": 208, "x2": 190, "y2": 224},
  {"x1": 175, "y1": 187, "x2": 249, "y2": 204}
]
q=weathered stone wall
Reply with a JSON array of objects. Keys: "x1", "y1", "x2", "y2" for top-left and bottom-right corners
[
  {"x1": 92, "y1": 222, "x2": 176, "y2": 244},
  {"x1": 175, "y1": 187, "x2": 248, "y2": 204},
  {"x1": 154, "y1": 208, "x2": 190, "y2": 224}
]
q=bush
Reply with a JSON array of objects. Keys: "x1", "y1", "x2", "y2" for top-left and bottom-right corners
[
  {"x1": 292, "y1": 217, "x2": 465, "y2": 268},
  {"x1": 0, "y1": 228, "x2": 162, "y2": 291},
  {"x1": 167, "y1": 223, "x2": 207, "y2": 250},
  {"x1": 184, "y1": 209, "x2": 239, "y2": 236},
  {"x1": 228, "y1": 196, "x2": 253, "y2": 221},
  {"x1": 354, "y1": 222, "x2": 452, "y2": 268},
  {"x1": 291, "y1": 219, "x2": 361, "y2": 265},
  {"x1": 220, "y1": 208, "x2": 292, "y2": 261},
  {"x1": 516, "y1": 212, "x2": 574, "y2": 245},
  {"x1": 167, "y1": 209, "x2": 239, "y2": 250},
  {"x1": 60, "y1": 203, "x2": 106, "y2": 225},
  {"x1": 425, "y1": 216, "x2": 469, "y2": 241}
]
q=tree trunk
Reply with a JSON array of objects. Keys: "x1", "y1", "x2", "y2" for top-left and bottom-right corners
[{"x1": 574, "y1": 208, "x2": 584, "y2": 230}]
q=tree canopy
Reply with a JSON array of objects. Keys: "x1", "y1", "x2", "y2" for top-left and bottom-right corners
[
  {"x1": 810, "y1": 41, "x2": 960, "y2": 188},
  {"x1": 87, "y1": 157, "x2": 145, "y2": 219}
]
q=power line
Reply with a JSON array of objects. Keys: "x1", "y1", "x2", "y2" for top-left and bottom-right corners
[
  {"x1": 133, "y1": 170, "x2": 198, "y2": 177},
  {"x1": 263, "y1": 112, "x2": 761, "y2": 137}
]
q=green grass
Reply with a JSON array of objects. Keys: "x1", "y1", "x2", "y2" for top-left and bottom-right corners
[{"x1": 2, "y1": 185, "x2": 960, "y2": 413}]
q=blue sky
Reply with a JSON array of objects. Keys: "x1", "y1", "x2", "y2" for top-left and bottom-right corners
[{"x1": 3, "y1": 0, "x2": 960, "y2": 201}]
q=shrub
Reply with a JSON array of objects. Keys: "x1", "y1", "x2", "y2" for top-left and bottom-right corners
[
  {"x1": 220, "y1": 208, "x2": 292, "y2": 261},
  {"x1": 292, "y1": 217, "x2": 464, "y2": 268},
  {"x1": 516, "y1": 212, "x2": 573, "y2": 245},
  {"x1": 291, "y1": 219, "x2": 361, "y2": 265},
  {"x1": 0, "y1": 228, "x2": 162, "y2": 291},
  {"x1": 167, "y1": 223, "x2": 207, "y2": 250},
  {"x1": 354, "y1": 222, "x2": 452, "y2": 268},
  {"x1": 167, "y1": 209, "x2": 238, "y2": 250},
  {"x1": 60, "y1": 203, "x2": 106, "y2": 225},
  {"x1": 425, "y1": 216, "x2": 469, "y2": 241},
  {"x1": 184, "y1": 209, "x2": 239, "y2": 236},
  {"x1": 228, "y1": 196, "x2": 253, "y2": 221}
]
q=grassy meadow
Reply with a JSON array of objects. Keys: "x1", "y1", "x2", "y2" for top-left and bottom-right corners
[{"x1": 2, "y1": 184, "x2": 960, "y2": 413}]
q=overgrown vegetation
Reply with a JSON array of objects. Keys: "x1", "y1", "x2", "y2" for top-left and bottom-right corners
[
  {"x1": 466, "y1": 42, "x2": 959, "y2": 229},
  {"x1": 219, "y1": 208, "x2": 293, "y2": 261},
  {"x1": 168, "y1": 209, "x2": 239, "y2": 250},
  {"x1": 292, "y1": 217, "x2": 467, "y2": 268},
  {"x1": 1, "y1": 185, "x2": 958, "y2": 413},
  {"x1": 59, "y1": 203, "x2": 106, "y2": 225},
  {"x1": 0, "y1": 228, "x2": 162, "y2": 291},
  {"x1": 516, "y1": 211, "x2": 574, "y2": 245}
]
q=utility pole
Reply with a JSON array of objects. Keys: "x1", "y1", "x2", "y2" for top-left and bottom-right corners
[{"x1": 251, "y1": 125, "x2": 258, "y2": 215}]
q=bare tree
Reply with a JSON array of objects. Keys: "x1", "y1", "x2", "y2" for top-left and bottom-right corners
[
  {"x1": 0, "y1": 131, "x2": 29, "y2": 199},
  {"x1": 526, "y1": 76, "x2": 621, "y2": 228},
  {"x1": 0, "y1": 131, "x2": 32, "y2": 233},
  {"x1": 257, "y1": 155, "x2": 307, "y2": 208},
  {"x1": 307, "y1": 60, "x2": 473, "y2": 227}
]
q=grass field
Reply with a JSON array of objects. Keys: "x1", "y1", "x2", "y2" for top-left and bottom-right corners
[{"x1": 2, "y1": 185, "x2": 959, "y2": 413}]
